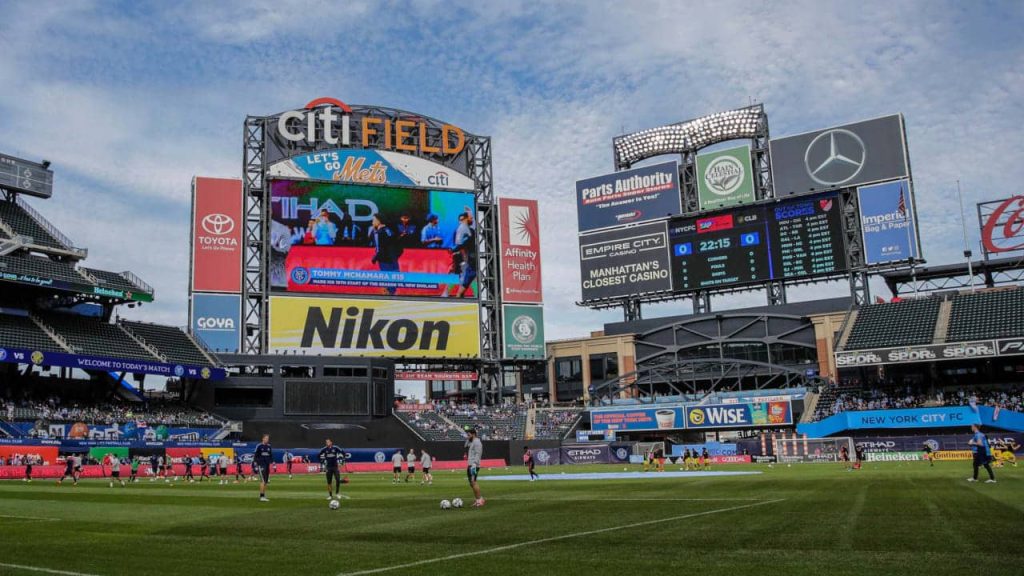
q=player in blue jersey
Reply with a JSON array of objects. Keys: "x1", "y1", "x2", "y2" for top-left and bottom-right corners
[
  {"x1": 967, "y1": 424, "x2": 996, "y2": 483},
  {"x1": 254, "y1": 434, "x2": 274, "y2": 501},
  {"x1": 318, "y1": 438, "x2": 345, "y2": 501}
]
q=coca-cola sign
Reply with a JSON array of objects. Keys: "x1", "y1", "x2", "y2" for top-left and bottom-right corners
[{"x1": 979, "y1": 195, "x2": 1024, "y2": 255}]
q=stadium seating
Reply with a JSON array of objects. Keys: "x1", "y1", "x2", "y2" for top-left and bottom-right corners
[
  {"x1": 533, "y1": 408, "x2": 582, "y2": 439},
  {"x1": 393, "y1": 410, "x2": 465, "y2": 441},
  {"x1": 445, "y1": 407, "x2": 526, "y2": 441},
  {"x1": 120, "y1": 321, "x2": 215, "y2": 366},
  {"x1": 843, "y1": 297, "x2": 941, "y2": 349},
  {"x1": 0, "y1": 198, "x2": 75, "y2": 251},
  {"x1": 0, "y1": 313, "x2": 66, "y2": 352},
  {"x1": 82, "y1": 267, "x2": 149, "y2": 295},
  {"x1": 35, "y1": 312, "x2": 158, "y2": 361},
  {"x1": 946, "y1": 288, "x2": 1024, "y2": 342},
  {"x1": 0, "y1": 253, "x2": 89, "y2": 286}
]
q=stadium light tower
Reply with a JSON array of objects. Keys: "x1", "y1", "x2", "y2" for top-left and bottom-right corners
[{"x1": 956, "y1": 179, "x2": 976, "y2": 292}]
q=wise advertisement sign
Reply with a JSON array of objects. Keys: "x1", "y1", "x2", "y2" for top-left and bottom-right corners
[
  {"x1": 190, "y1": 293, "x2": 241, "y2": 353},
  {"x1": 576, "y1": 161, "x2": 682, "y2": 232},
  {"x1": 267, "y1": 148, "x2": 476, "y2": 191},
  {"x1": 0, "y1": 347, "x2": 224, "y2": 381},
  {"x1": 191, "y1": 177, "x2": 244, "y2": 293},
  {"x1": 502, "y1": 304, "x2": 545, "y2": 359},
  {"x1": 686, "y1": 401, "x2": 793, "y2": 429},
  {"x1": 858, "y1": 179, "x2": 919, "y2": 264},
  {"x1": 268, "y1": 296, "x2": 480, "y2": 359},
  {"x1": 696, "y1": 144, "x2": 756, "y2": 211},
  {"x1": 590, "y1": 407, "x2": 685, "y2": 432},
  {"x1": 498, "y1": 198, "x2": 543, "y2": 304},
  {"x1": 270, "y1": 179, "x2": 477, "y2": 298}
]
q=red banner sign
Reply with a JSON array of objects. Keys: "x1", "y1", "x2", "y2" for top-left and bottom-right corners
[
  {"x1": 498, "y1": 198, "x2": 543, "y2": 303},
  {"x1": 191, "y1": 177, "x2": 244, "y2": 293},
  {"x1": 980, "y1": 195, "x2": 1024, "y2": 254},
  {"x1": 395, "y1": 371, "x2": 478, "y2": 381}
]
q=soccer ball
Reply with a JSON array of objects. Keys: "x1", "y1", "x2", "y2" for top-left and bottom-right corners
[
  {"x1": 329, "y1": 499, "x2": 340, "y2": 510},
  {"x1": 440, "y1": 499, "x2": 452, "y2": 510},
  {"x1": 452, "y1": 498, "x2": 464, "y2": 508}
]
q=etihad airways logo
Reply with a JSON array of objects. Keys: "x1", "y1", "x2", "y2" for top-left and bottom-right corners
[{"x1": 277, "y1": 97, "x2": 466, "y2": 156}]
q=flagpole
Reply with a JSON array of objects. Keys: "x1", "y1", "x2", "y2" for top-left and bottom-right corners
[
  {"x1": 956, "y1": 179, "x2": 976, "y2": 292},
  {"x1": 902, "y1": 182, "x2": 917, "y2": 296}
]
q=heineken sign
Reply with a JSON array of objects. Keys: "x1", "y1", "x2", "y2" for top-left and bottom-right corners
[{"x1": 696, "y1": 144, "x2": 755, "y2": 211}]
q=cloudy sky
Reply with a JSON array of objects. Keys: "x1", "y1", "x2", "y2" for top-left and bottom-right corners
[{"x1": 1, "y1": 0, "x2": 1022, "y2": 342}]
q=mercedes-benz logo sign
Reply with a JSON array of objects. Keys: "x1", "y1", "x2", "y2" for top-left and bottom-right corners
[
  {"x1": 201, "y1": 213, "x2": 235, "y2": 235},
  {"x1": 804, "y1": 128, "x2": 866, "y2": 186}
]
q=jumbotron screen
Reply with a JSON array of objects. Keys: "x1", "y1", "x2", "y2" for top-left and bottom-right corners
[
  {"x1": 269, "y1": 179, "x2": 478, "y2": 299},
  {"x1": 669, "y1": 193, "x2": 847, "y2": 291}
]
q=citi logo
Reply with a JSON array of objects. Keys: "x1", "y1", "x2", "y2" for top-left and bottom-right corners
[
  {"x1": 427, "y1": 171, "x2": 449, "y2": 186},
  {"x1": 197, "y1": 317, "x2": 235, "y2": 331},
  {"x1": 201, "y1": 213, "x2": 235, "y2": 235}
]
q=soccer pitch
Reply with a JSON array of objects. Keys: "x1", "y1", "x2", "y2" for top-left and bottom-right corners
[{"x1": 0, "y1": 463, "x2": 1020, "y2": 576}]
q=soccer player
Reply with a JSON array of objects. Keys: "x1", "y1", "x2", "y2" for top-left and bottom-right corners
[
  {"x1": 319, "y1": 439, "x2": 345, "y2": 500},
  {"x1": 283, "y1": 450, "x2": 294, "y2": 479},
  {"x1": 922, "y1": 443, "x2": 934, "y2": 467},
  {"x1": 420, "y1": 449, "x2": 432, "y2": 485},
  {"x1": 23, "y1": 455, "x2": 33, "y2": 483},
  {"x1": 209, "y1": 453, "x2": 219, "y2": 481},
  {"x1": 108, "y1": 453, "x2": 125, "y2": 487},
  {"x1": 73, "y1": 454, "x2": 83, "y2": 483},
  {"x1": 523, "y1": 446, "x2": 538, "y2": 481},
  {"x1": 234, "y1": 453, "x2": 245, "y2": 483},
  {"x1": 57, "y1": 454, "x2": 77, "y2": 486},
  {"x1": 218, "y1": 453, "x2": 229, "y2": 484},
  {"x1": 129, "y1": 456, "x2": 140, "y2": 483},
  {"x1": 465, "y1": 428, "x2": 485, "y2": 507},
  {"x1": 840, "y1": 445, "x2": 852, "y2": 471},
  {"x1": 405, "y1": 448, "x2": 417, "y2": 483},
  {"x1": 254, "y1": 434, "x2": 273, "y2": 501},
  {"x1": 184, "y1": 455, "x2": 194, "y2": 482},
  {"x1": 702, "y1": 447, "x2": 711, "y2": 471},
  {"x1": 854, "y1": 445, "x2": 865, "y2": 470},
  {"x1": 149, "y1": 454, "x2": 159, "y2": 482},
  {"x1": 643, "y1": 449, "x2": 652, "y2": 472},
  {"x1": 392, "y1": 450, "x2": 404, "y2": 483},
  {"x1": 967, "y1": 424, "x2": 996, "y2": 483},
  {"x1": 198, "y1": 454, "x2": 209, "y2": 481},
  {"x1": 655, "y1": 447, "x2": 665, "y2": 472}
]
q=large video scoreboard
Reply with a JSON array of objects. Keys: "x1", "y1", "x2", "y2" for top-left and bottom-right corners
[{"x1": 669, "y1": 193, "x2": 847, "y2": 291}]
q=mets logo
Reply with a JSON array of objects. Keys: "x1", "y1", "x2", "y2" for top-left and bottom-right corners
[
  {"x1": 201, "y1": 367, "x2": 211, "y2": 379},
  {"x1": 30, "y1": 351, "x2": 44, "y2": 365},
  {"x1": 0, "y1": 348, "x2": 6, "y2": 362},
  {"x1": 173, "y1": 365, "x2": 185, "y2": 377},
  {"x1": 290, "y1": 266, "x2": 311, "y2": 285},
  {"x1": 688, "y1": 408, "x2": 706, "y2": 426}
]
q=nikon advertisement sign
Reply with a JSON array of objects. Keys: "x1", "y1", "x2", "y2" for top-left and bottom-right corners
[
  {"x1": 269, "y1": 296, "x2": 480, "y2": 358},
  {"x1": 502, "y1": 304, "x2": 545, "y2": 359},
  {"x1": 696, "y1": 144, "x2": 755, "y2": 210}
]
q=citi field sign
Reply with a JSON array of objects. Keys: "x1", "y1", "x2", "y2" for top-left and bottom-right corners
[{"x1": 276, "y1": 97, "x2": 466, "y2": 157}]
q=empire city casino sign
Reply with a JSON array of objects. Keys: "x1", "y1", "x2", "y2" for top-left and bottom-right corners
[{"x1": 276, "y1": 97, "x2": 467, "y2": 157}]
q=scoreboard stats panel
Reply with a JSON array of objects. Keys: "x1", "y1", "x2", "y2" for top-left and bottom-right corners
[{"x1": 668, "y1": 193, "x2": 847, "y2": 292}]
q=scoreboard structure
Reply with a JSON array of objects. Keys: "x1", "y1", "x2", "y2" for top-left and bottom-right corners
[{"x1": 577, "y1": 106, "x2": 920, "y2": 319}]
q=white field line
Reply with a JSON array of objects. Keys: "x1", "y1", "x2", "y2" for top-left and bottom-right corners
[
  {"x1": 0, "y1": 513, "x2": 60, "y2": 521},
  {"x1": 0, "y1": 562, "x2": 102, "y2": 576},
  {"x1": 337, "y1": 498, "x2": 787, "y2": 576}
]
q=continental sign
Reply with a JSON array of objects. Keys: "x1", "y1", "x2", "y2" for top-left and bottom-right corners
[
  {"x1": 269, "y1": 296, "x2": 480, "y2": 358},
  {"x1": 933, "y1": 450, "x2": 973, "y2": 461}
]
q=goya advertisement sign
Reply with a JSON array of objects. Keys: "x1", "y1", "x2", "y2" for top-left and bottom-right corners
[
  {"x1": 268, "y1": 296, "x2": 480, "y2": 359},
  {"x1": 696, "y1": 144, "x2": 755, "y2": 211}
]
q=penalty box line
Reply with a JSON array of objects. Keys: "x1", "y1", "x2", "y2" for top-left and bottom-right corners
[{"x1": 337, "y1": 498, "x2": 787, "y2": 576}]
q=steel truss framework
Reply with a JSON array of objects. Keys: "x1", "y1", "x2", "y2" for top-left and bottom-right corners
[
  {"x1": 882, "y1": 254, "x2": 1024, "y2": 295},
  {"x1": 241, "y1": 105, "x2": 508, "y2": 402},
  {"x1": 589, "y1": 357, "x2": 827, "y2": 406}
]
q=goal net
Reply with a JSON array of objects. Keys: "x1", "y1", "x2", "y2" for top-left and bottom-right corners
[
  {"x1": 633, "y1": 442, "x2": 665, "y2": 458},
  {"x1": 773, "y1": 436, "x2": 854, "y2": 463}
]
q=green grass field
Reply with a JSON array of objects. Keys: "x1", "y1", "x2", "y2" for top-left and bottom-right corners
[{"x1": 0, "y1": 462, "x2": 1021, "y2": 576}]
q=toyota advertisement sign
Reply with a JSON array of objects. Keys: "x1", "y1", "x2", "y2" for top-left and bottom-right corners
[
  {"x1": 191, "y1": 177, "x2": 244, "y2": 293},
  {"x1": 770, "y1": 114, "x2": 909, "y2": 196},
  {"x1": 578, "y1": 221, "x2": 673, "y2": 301},
  {"x1": 575, "y1": 161, "x2": 681, "y2": 232},
  {"x1": 190, "y1": 293, "x2": 242, "y2": 353}
]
